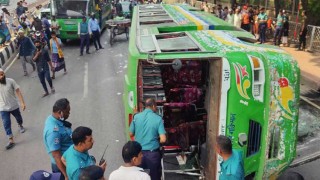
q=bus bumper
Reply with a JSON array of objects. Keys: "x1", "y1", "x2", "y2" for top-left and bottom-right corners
[{"x1": 59, "y1": 31, "x2": 79, "y2": 40}]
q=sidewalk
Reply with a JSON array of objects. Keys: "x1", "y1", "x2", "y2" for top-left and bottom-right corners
[{"x1": 282, "y1": 47, "x2": 320, "y2": 91}]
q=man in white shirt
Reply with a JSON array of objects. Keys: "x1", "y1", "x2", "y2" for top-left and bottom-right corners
[
  {"x1": 109, "y1": 141, "x2": 151, "y2": 180},
  {"x1": 0, "y1": 68, "x2": 26, "y2": 150}
]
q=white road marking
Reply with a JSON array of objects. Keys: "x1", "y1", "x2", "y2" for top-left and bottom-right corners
[
  {"x1": 4, "y1": 54, "x2": 19, "y2": 73},
  {"x1": 82, "y1": 62, "x2": 89, "y2": 99}
]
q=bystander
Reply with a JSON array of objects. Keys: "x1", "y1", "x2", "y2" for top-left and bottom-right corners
[
  {"x1": 258, "y1": 7, "x2": 268, "y2": 44},
  {"x1": 33, "y1": 40, "x2": 55, "y2": 97},
  {"x1": 297, "y1": 10, "x2": 308, "y2": 51},
  {"x1": 274, "y1": 10, "x2": 284, "y2": 46},
  {"x1": 109, "y1": 141, "x2": 151, "y2": 180},
  {"x1": 17, "y1": 29, "x2": 36, "y2": 76},
  {"x1": 0, "y1": 69, "x2": 26, "y2": 150},
  {"x1": 49, "y1": 31, "x2": 67, "y2": 79}
]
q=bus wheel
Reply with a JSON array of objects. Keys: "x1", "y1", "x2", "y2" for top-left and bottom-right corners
[{"x1": 61, "y1": 39, "x2": 67, "y2": 44}]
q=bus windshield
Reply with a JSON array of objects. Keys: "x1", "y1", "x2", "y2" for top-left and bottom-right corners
[{"x1": 53, "y1": 0, "x2": 89, "y2": 18}]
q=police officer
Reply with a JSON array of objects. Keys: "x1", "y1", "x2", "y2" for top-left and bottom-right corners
[
  {"x1": 215, "y1": 135, "x2": 245, "y2": 180},
  {"x1": 129, "y1": 98, "x2": 166, "y2": 180},
  {"x1": 43, "y1": 98, "x2": 72, "y2": 180}
]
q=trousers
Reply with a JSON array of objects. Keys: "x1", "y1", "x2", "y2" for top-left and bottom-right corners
[
  {"x1": 299, "y1": 29, "x2": 308, "y2": 50},
  {"x1": 259, "y1": 23, "x2": 267, "y2": 43},
  {"x1": 1, "y1": 108, "x2": 23, "y2": 138},
  {"x1": 21, "y1": 56, "x2": 35, "y2": 72},
  {"x1": 274, "y1": 26, "x2": 283, "y2": 45},
  {"x1": 140, "y1": 151, "x2": 162, "y2": 180},
  {"x1": 80, "y1": 34, "x2": 90, "y2": 54},
  {"x1": 38, "y1": 70, "x2": 52, "y2": 93},
  {"x1": 92, "y1": 30, "x2": 102, "y2": 49}
]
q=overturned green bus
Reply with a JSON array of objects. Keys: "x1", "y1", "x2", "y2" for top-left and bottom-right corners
[{"x1": 123, "y1": 4, "x2": 300, "y2": 179}]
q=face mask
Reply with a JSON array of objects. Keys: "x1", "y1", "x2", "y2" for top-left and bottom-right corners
[
  {"x1": 36, "y1": 45, "x2": 41, "y2": 49},
  {"x1": 60, "y1": 111, "x2": 65, "y2": 121}
]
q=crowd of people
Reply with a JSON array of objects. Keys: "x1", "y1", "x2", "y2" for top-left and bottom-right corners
[{"x1": 199, "y1": 2, "x2": 308, "y2": 49}]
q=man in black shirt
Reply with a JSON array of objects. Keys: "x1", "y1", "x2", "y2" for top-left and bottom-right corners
[
  {"x1": 33, "y1": 40, "x2": 55, "y2": 97},
  {"x1": 31, "y1": 15, "x2": 43, "y2": 32}
]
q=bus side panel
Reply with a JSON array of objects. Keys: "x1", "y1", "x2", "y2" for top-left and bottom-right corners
[
  {"x1": 123, "y1": 5, "x2": 142, "y2": 140},
  {"x1": 259, "y1": 53, "x2": 300, "y2": 179},
  {"x1": 225, "y1": 52, "x2": 266, "y2": 178}
]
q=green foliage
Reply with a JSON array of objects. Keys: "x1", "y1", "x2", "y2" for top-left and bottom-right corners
[{"x1": 307, "y1": 0, "x2": 320, "y2": 25}]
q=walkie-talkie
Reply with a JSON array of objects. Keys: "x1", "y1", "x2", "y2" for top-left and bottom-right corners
[{"x1": 99, "y1": 145, "x2": 108, "y2": 165}]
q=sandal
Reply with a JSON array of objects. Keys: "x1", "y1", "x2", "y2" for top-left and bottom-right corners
[{"x1": 51, "y1": 76, "x2": 55, "y2": 79}]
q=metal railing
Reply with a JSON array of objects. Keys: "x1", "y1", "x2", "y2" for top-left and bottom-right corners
[{"x1": 286, "y1": 21, "x2": 320, "y2": 52}]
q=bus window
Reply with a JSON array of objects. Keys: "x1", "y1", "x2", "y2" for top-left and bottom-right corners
[
  {"x1": 249, "y1": 56, "x2": 265, "y2": 102},
  {"x1": 53, "y1": 0, "x2": 89, "y2": 18}
]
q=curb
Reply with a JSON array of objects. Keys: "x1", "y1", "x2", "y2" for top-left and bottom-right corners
[{"x1": 0, "y1": 40, "x2": 18, "y2": 68}]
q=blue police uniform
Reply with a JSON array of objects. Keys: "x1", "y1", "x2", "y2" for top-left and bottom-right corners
[
  {"x1": 63, "y1": 145, "x2": 95, "y2": 180},
  {"x1": 129, "y1": 108, "x2": 166, "y2": 180},
  {"x1": 43, "y1": 115, "x2": 73, "y2": 170},
  {"x1": 219, "y1": 149, "x2": 245, "y2": 180},
  {"x1": 88, "y1": 18, "x2": 103, "y2": 49}
]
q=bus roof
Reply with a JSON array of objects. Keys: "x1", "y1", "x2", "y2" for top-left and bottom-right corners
[{"x1": 134, "y1": 4, "x2": 288, "y2": 57}]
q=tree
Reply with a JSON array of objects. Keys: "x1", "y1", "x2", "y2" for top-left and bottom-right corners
[
  {"x1": 274, "y1": 0, "x2": 281, "y2": 18},
  {"x1": 306, "y1": 0, "x2": 320, "y2": 25}
]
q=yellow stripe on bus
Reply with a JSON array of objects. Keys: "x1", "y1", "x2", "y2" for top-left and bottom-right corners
[{"x1": 173, "y1": 6, "x2": 203, "y2": 30}]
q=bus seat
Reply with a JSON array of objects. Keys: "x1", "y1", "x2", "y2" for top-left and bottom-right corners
[
  {"x1": 168, "y1": 87, "x2": 203, "y2": 104},
  {"x1": 163, "y1": 102, "x2": 197, "y2": 127},
  {"x1": 161, "y1": 61, "x2": 203, "y2": 88}
]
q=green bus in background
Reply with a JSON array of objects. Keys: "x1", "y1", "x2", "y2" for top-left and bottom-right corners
[
  {"x1": 50, "y1": 0, "x2": 111, "y2": 43},
  {"x1": 123, "y1": 4, "x2": 300, "y2": 180}
]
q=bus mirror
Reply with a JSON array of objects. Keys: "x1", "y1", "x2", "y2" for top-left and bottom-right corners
[
  {"x1": 238, "y1": 133, "x2": 247, "y2": 147},
  {"x1": 172, "y1": 59, "x2": 182, "y2": 71}
]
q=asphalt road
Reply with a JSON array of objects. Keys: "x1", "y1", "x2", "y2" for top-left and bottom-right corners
[{"x1": 0, "y1": 30, "x2": 129, "y2": 179}]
